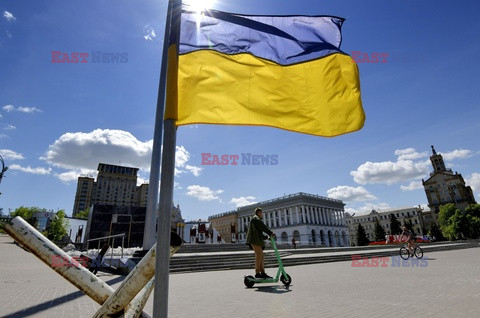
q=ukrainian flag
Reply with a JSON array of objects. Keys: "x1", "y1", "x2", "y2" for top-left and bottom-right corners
[{"x1": 165, "y1": 8, "x2": 364, "y2": 137}]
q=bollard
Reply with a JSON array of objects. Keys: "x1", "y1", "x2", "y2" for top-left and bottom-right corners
[
  {"x1": 3, "y1": 216, "x2": 182, "y2": 316},
  {"x1": 124, "y1": 278, "x2": 155, "y2": 318},
  {"x1": 3, "y1": 216, "x2": 115, "y2": 304},
  {"x1": 93, "y1": 232, "x2": 182, "y2": 317}
]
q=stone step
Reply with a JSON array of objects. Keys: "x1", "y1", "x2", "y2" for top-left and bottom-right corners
[{"x1": 121, "y1": 240, "x2": 479, "y2": 274}]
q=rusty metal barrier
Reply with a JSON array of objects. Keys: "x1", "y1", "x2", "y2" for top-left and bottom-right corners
[{"x1": 2, "y1": 216, "x2": 182, "y2": 317}]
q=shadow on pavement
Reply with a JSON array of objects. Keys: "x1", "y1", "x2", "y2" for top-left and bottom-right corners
[
  {"x1": 2, "y1": 275, "x2": 126, "y2": 318},
  {"x1": 252, "y1": 285, "x2": 292, "y2": 294}
]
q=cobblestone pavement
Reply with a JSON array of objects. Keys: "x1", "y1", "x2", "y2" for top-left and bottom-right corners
[{"x1": 1, "y1": 234, "x2": 479, "y2": 318}]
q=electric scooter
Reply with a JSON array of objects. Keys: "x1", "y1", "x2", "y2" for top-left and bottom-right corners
[{"x1": 244, "y1": 236, "x2": 292, "y2": 288}]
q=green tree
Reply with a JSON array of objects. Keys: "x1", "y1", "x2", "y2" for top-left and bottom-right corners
[
  {"x1": 10, "y1": 206, "x2": 40, "y2": 226},
  {"x1": 468, "y1": 216, "x2": 480, "y2": 239},
  {"x1": 389, "y1": 214, "x2": 402, "y2": 234},
  {"x1": 437, "y1": 203, "x2": 457, "y2": 228},
  {"x1": 428, "y1": 222, "x2": 444, "y2": 241},
  {"x1": 47, "y1": 210, "x2": 70, "y2": 241},
  {"x1": 373, "y1": 218, "x2": 386, "y2": 241},
  {"x1": 465, "y1": 204, "x2": 480, "y2": 218},
  {"x1": 75, "y1": 208, "x2": 90, "y2": 220},
  {"x1": 356, "y1": 223, "x2": 369, "y2": 246}
]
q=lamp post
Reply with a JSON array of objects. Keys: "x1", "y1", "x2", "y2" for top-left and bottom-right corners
[
  {"x1": 0, "y1": 155, "x2": 8, "y2": 183},
  {"x1": 0, "y1": 155, "x2": 8, "y2": 196}
]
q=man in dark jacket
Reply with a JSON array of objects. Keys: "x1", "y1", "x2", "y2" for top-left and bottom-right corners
[{"x1": 246, "y1": 208, "x2": 275, "y2": 279}]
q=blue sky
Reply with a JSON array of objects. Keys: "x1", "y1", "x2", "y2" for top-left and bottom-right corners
[{"x1": 1, "y1": 0, "x2": 479, "y2": 220}]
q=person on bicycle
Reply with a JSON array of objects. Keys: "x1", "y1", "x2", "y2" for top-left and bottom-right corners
[{"x1": 399, "y1": 226, "x2": 415, "y2": 254}]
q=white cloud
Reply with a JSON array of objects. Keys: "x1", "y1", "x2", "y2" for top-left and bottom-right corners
[
  {"x1": 9, "y1": 164, "x2": 51, "y2": 175},
  {"x1": 230, "y1": 196, "x2": 257, "y2": 207},
  {"x1": 400, "y1": 180, "x2": 423, "y2": 191},
  {"x1": 42, "y1": 129, "x2": 152, "y2": 171},
  {"x1": 345, "y1": 202, "x2": 392, "y2": 216},
  {"x1": 441, "y1": 149, "x2": 473, "y2": 161},
  {"x1": 0, "y1": 134, "x2": 8, "y2": 139},
  {"x1": 2, "y1": 105, "x2": 14, "y2": 112},
  {"x1": 351, "y1": 159, "x2": 429, "y2": 185},
  {"x1": 4, "y1": 125, "x2": 15, "y2": 130},
  {"x1": 394, "y1": 148, "x2": 427, "y2": 161},
  {"x1": 465, "y1": 173, "x2": 480, "y2": 198},
  {"x1": 185, "y1": 165, "x2": 202, "y2": 177},
  {"x1": 2, "y1": 105, "x2": 42, "y2": 113},
  {"x1": 55, "y1": 168, "x2": 97, "y2": 183},
  {"x1": 0, "y1": 149, "x2": 24, "y2": 160},
  {"x1": 42, "y1": 129, "x2": 199, "y2": 182},
  {"x1": 3, "y1": 11, "x2": 16, "y2": 22},
  {"x1": 143, "y1": 26, "x2": 156, "y2": 41},
  {"x1": 174, "y1": 146, "x2": 202, "y2": 177},
  {"x1": 175, "y1": 145, "x2": 190, "y2": 167},
  {"x1": 18, "y1": 106, "x2": 42, "y2": 113},
  {"x1": 186, "y1": 185, "x2": 223, "y2": 201},
  {"x1": 327, "y1": 186, "x2": 377, "y2": 202}
]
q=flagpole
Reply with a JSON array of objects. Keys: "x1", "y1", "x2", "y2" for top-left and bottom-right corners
[
  {"x1": 143, "y1": 0, "x2": 177, "y2": 251},
  {"x1": 153, "y1": 118, "x2": 177, "y2": 318},
  {"x1": 152, "y1": 0, "x2": 181, "y2": 316}
]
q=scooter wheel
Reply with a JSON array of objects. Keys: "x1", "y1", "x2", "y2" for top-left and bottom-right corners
[
  {"x1": 280, "y1": 273, "x2": 292, "y2": 286},
  {"x1": 244, "y1": 275, "x2": 255, "y2": 288}
]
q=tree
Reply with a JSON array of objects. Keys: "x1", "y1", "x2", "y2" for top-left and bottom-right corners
[
  {"x1": 356, "y1": 223, "x2": 369, "y2": 246},
  {"x1": 75, "y1": 208, "x2": 90, "y2": 220},
  {"x1": 438, "y1": 203, "x2": 457, "y2": 227},
  {"x1": 438, "y1": 203, "x2": 480, "y2": 240},
  {"x1": 10, "y1": 206, "x2": 39, "y2": 226},
  {"x1": 404, "y1": 219, "x2": 415, "y2": 235},
  {"x1": 373, "y1": 218, "x2": 386, "y2": 241},
  {"x1": 465, "y1": 204, "x2": 480, "y2": 218},
  {"x1": 389, "y1": 214, "x2": 402, "y2": 234},
  {"x1": 47, "y1": 210, "x2": 70, "y2": 242},
  {"x1": 428, "y1": 222, "x2": 444, "y2": 241}
]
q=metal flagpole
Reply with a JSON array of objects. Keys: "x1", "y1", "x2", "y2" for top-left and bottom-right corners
[
  {"x1": 153, "y1": 0, "x2": 181, "y2": 317},
  {"x1": 153, "y1": 119, "x2": 177, "y2": 318},
  {"x1": 142, "y1": 0, "x2": 177, "y2": 251}
]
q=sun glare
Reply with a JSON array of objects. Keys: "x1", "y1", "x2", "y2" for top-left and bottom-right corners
[{"x1": 183, "y1": 0, "x2": 216, "y2": 13}]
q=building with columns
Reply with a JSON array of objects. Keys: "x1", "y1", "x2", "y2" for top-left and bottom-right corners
[{"x1": 235, "y1": 192, "x2": 349, "y2": 247}]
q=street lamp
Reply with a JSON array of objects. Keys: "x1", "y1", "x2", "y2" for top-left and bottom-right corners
[{"x1": 0, "y1": 155, "x2": 9, "y2": 194}]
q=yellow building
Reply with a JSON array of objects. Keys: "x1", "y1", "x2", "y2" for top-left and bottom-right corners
[{"x1": 209, "y1": 211, "x2": 238, "y2": 243}]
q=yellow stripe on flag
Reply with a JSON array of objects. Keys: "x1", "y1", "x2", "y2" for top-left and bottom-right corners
[{"x1": 166, "y1": 50, "x2": 364, "y2": 137}]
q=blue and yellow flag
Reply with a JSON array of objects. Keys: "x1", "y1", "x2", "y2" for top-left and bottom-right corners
[{"x1": 165, "y1": 8, "x2": 364, "y2": 137}]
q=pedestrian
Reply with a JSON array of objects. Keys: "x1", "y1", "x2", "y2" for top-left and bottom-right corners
[
  {"x1": 292, "y1": 237, "x2": 297, "y2": 249},
  {"x1": 246, "y1": 208, "x2": 275, "y2": 279}
]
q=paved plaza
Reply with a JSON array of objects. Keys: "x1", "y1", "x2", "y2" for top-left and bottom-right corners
[{"x1": 0, "y1": 234, "x2": 479, "y2": 318}]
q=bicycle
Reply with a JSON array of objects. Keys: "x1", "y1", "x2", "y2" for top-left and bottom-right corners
[{"x1": 399, "y1": 243, "x2": 423, "y2": 260}]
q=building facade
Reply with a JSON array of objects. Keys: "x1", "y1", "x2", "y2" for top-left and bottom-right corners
[
  {"x1": 422, "y1": 146, "x2": 476, "y2": 214},
  {"x1": 344, "y1": 207, "x2": 428, "y2": 244},
  {"x1": 73, "y1": 163, "x2": 149, "y2": 216},
  {"x1": 182, "y1": 220, "x2": 219, "y2": 244},
  {"x1": 85, "y1": 203, "x2": 184, "y2": 248},
  {"x1": 236, "y1": 192, "x2": 349, "y2": 247},
  {"x1": 208, "y1": 211, "x2": 238, "y2": 243}
]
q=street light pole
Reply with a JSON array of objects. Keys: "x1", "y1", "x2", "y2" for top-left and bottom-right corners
[{"x1": 0, "y1": 154, "x2": 8, "y2": 184}]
